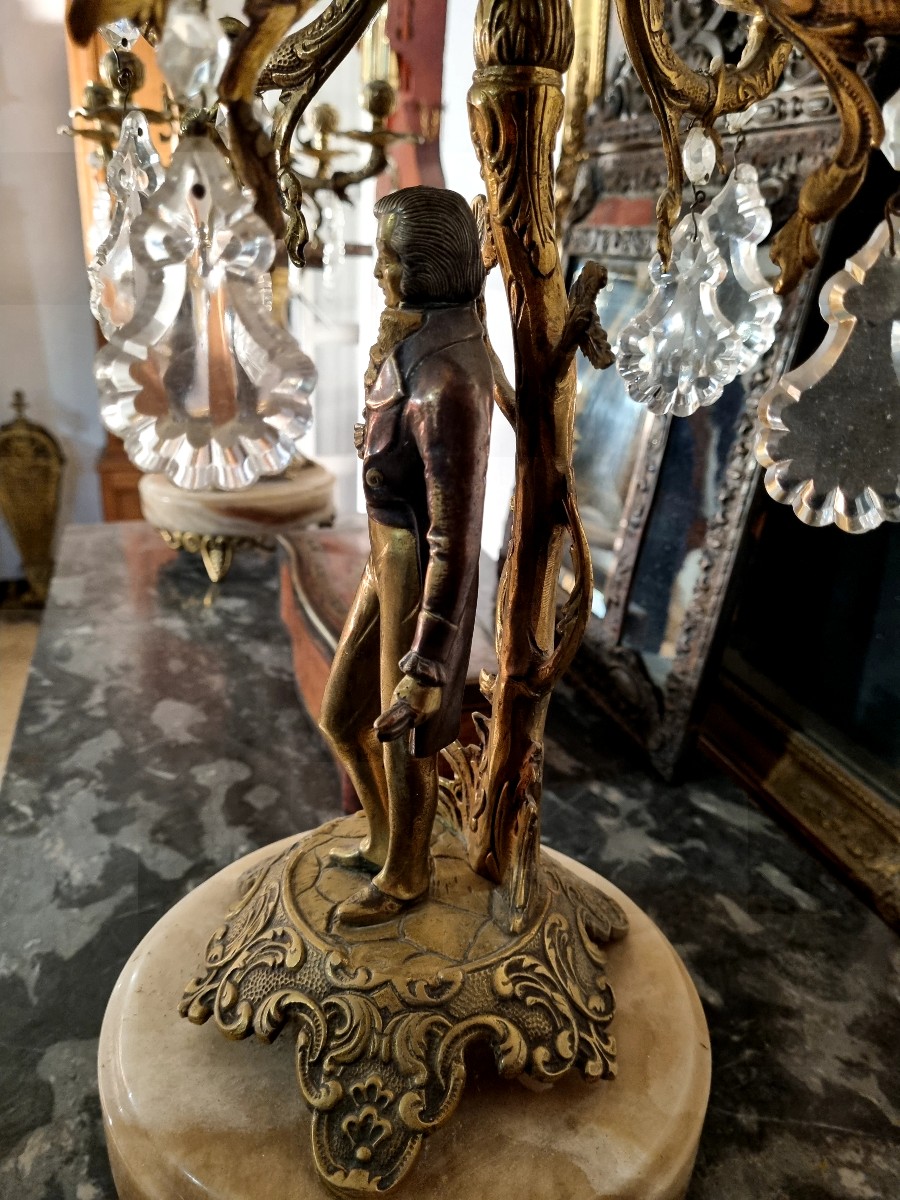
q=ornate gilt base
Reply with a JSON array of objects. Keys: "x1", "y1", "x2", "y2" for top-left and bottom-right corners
[
  {"x1": 157, "y1": 530, "x2": 257, "y2": 582},
  {"x1": 180, "y1": 811, "x2": 628, "y2": 1196},
  {"x1": 138, "y1": 463, "x2": 337, "y2": 582}
]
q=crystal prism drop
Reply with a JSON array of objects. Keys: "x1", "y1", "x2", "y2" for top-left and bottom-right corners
[
  {"x1": 95, "y1": 137, "x2": 316, "y2": 491},
  {"x1": 757, "y1": 220, "x2": 900, "y2": 532},
  {"x1": 215, "y1": 99, "x2": 272, "y2": 152},
  {"x1": 318, "y1": 191, "x2": 347, "y2": 287},
  {"x1": 616, "y1": 212, "x2": 743, "y2": 417},
  {"x1": 87, "y1": 180, "x2": 112, "y2": 258},
  {"x1": 156, "y1": 0, "x2": 229, "y2": 103},
  {"x1": 725, "y1": 103, "x2": 758, "y2": 135},
  {"x1": 682, "y1": 126, "x2": 717, "y2": 186},
  {"x1": 88, "y1": 111, "x2": 163, "y2": 339},
  {"x1": 99, "y1": 18, "x2": 140, "y2": 50},
  {"x1": 214, "y1": 102, "x2": 231, "y2": 150},
  {"x1": 881, "y1": 88, "x2": 900, "y2": 171},
  {"x1": 704, "y1": 163, "x2": 782, "y2": 374}
]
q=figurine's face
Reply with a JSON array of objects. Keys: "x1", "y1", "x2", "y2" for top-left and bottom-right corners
[{"x1": 374, "y1": 215, "x2": 403, "y2": 308}]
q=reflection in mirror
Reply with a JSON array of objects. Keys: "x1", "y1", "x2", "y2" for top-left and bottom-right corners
[
  {"x1": 570, "y1": 264, "x2": 652, "y2": 610},
  {"x1": 622, "y1": 377, "x2": 746, "y2": 687},
  {"x1": 559, "y1": 1, "x2": 846, "y2": 776}
]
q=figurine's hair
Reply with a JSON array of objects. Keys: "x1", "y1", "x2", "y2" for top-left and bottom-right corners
[{"x1": 374, "y1": 187, "x2": 485, "y2": 305}]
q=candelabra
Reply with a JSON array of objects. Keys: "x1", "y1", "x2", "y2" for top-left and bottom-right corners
[{"x1": 66, "y1": 0, "x2": 900, "y2": 1195}]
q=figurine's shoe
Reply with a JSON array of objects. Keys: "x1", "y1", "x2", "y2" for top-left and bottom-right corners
[
  {"x1": 326, "y1": 845, "x2": 382, "y2": 874},
  {"x1": 334, "y1": 882, "x2": 424, "y2": 928}
]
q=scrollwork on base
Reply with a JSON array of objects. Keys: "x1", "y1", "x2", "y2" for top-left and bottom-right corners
[
  {"x1": 181, "y1": 814, "x2": 628, "y2": 1196},
  {"x1": 158, "y1": 530, "x2": 264, "y2": 582}
]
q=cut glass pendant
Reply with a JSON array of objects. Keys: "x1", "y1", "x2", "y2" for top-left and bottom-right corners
[
  {"x1": 704, "y1": 163, "x2": 782, "y2": 375},
  {"x1": 95, "y1": 136, "x2": 316, "y2": 491},
  {"x1": 682, "y1": 126, "x2": 717, "y2": 187},
  {"x1": 156, "y1": 0, "x2": 229, "y2": 103},
  {"x1": 87, "y1": 180, "x2": 112, "y2": 259},
  {"x1": 725, "y1": 104, "x2": 758, "y2": 134},
  {"x1": 757, "y1": 220, "x2": 900, "y2": 533},
  {"x1": 616, "y1": 212, "x2": 743, "y2": 417},
  {"x1": 215, "y1": 98, "x2": 271, "y2": 151},
  {"x1": 99, "y1": 18, "x2": 140, "y2": 50},
  {"x1": 881, "y1": 88, "x2": 900, "y2": 172},
  {"x1": 214, "y1": 102, "x2": 231, "y2": 150},
  {"x1": 88, "y1": 111, "x2": 164, "y2": 339}
]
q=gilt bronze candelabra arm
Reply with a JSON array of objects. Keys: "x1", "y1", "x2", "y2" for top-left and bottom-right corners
[
  {"x1": 59, "y1": 47, "x2": 172, "y2": 167},
  {"x1": 259, "y1": 0, "x2": 387, "y2": 263},
  {"x1": 613, "y1": 0, "x2": 792, "y2": 277},
  {"x1": 613, "y1": 0, "x2": 898, "y2": 295},
  {"x1": 285, "y1": 84, "x2": 419, "y2": 255},
  {"x1": 67, "y1": 0, "x2": 392, "y2": 265}
]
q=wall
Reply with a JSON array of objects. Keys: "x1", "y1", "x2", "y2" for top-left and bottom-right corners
[
  {"x1": 441, "y1": 0, "x2": 516, "y2": 559},
  {"x1": 0, "y1": 0, "x2": 104, "y2": 578}
]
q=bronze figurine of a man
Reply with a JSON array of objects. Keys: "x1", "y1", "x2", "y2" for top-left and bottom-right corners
[{"x1": 320, "y1": 186, "x2": 494, "y2": 926}]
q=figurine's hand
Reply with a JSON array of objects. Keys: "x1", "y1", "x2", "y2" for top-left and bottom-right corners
[{"x1": 374, "y1": 675, "x2": 442, "y2": 743}]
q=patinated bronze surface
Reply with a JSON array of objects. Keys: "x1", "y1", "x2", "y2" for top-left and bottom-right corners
[
  {"x1": 178, "y1": 0, "x2": 630, "y2": 1185},
  {"x1": 181, "y1": 810, "x2": 627, "y2": 1194},
  {"x1": 314, "y1": 186, "x2": 494, "y2": 927}
]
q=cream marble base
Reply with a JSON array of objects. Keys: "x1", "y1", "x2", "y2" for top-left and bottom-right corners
[
  {"x1": 138, "y1": 461, "x2": 335, "y2": 541},
  {"x1": 99, "y1": 840, "x2": 711, "y2": 1200}
]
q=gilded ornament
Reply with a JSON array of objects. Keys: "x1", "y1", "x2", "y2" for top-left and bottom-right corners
[
  {"x1": 181, "y1": 812, "x2": 627, "y2": 1195},
  {"x1": 158, "y1": 529, "x2": 258, "y2": 581},
  {"x1": 0, "y1": 393, "x2": 65, "y2": 606},
  {"x1": 612, "y1": 0, "x2": 899, "y2": 294},
  {"x1": 465, "y1": 0, "x2": 616, "y2": 884},
  {"x1": 181, "y1": 0, "x2": 625, "y2": 1183}
]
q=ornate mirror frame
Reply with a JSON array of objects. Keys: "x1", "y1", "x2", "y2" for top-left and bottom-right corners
[{"x1": 561, "y1": 3, "x2": 842, "y2": 778}]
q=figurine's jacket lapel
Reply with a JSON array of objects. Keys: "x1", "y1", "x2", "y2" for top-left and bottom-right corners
[{"x1": 360, "y1": 304, "x2": 494, "y2": 757}]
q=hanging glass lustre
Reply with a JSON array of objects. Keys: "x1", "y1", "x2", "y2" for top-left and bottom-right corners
[
  {"x1": 89, "y1": 110, "x2": 164, "y2": 339},
  {"x1": 616, "y1": 208, "x2": 743, "y2": 417},
  {"x1": 96, "y1": 135, "x2": 316, "y2": 490},
  {"x1": 704, "y1": 162, "x2": 782, "y2": 376},
  {"x1": 616, "y1": 122, "x2": 781, "y2": 417},
  {"x1": 757, "y1": 216, "x2": 900, "y2": 533},
  {"x1": 93, "y1": 0, "x2": 316, "y2": 491}
]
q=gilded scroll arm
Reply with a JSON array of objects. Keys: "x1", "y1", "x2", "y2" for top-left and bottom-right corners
[
  {"x1": 763, "y1": 5, "x2": 885, "y2": 294},
  {"x1": 218, "y1": 1, "x2": 319, "y2": 239},
  {"x1": 257, "y1": 0, "x2": 387, "y2": 263},
  {"x1": 613, "y1": 0, "x2": 791, "y2": 267}
]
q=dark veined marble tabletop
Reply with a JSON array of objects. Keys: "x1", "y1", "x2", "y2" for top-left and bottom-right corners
[{"x1": 0, "y1": 522, "x2": 897, "y2": 1200}]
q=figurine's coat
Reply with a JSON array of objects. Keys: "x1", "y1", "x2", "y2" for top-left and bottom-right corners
[{"x1": 359, "y1": 303, "x2": 493, "y2": 755}]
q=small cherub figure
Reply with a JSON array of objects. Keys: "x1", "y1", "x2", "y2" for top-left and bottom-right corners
[{"x1": 320, "y1": 186, "x2": 493, "y2": 926}]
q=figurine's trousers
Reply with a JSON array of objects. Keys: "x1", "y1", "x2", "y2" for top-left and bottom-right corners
[{"x1": 319, "y1": 519, "x2": 438, "y2": 901}]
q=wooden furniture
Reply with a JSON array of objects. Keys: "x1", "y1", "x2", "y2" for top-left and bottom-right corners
[{"x1": 97, "y1": 434, "x2": 143, "y2": 521}]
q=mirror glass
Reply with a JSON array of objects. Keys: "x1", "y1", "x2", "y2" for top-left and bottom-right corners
[
  {"x1": 621, "y1": 376, "x2": 747, "y2": 686},
  {"x1": 569, "y1": 262, "x2": 653, "y2": 609}
]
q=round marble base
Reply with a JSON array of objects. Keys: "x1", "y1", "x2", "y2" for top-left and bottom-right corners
[
  {"x1": 138, "y1": 461, "x2": 335, "y2": 541},
  {"x1": 99, "y1": 840, "x2": 711, "y2": 1200}
]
